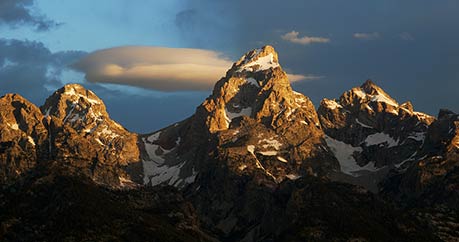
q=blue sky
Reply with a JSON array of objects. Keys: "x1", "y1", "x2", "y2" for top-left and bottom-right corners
[{"x1": 0, "y1": 0, "x2": 458, "y2": 132}]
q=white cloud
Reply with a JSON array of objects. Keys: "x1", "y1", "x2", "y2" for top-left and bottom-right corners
[
  {"x1": 399, "y1": 32, "x2": 414, "y2": 41},
  {"x1": 73, "y1": 46, "x2": 321, "y2": 91},
  {"x1": 281, "y1": 31, "x2": 330, "y2": 45},
  {"x1": 288, "y1": 74, "x2": 323, "y2": 82},
  {"x1": 353, "y1": 32, "x2": 380, "y2": 40},
  {"x1": 73, "y1": 46, "x2": 233, "y2": 91}
]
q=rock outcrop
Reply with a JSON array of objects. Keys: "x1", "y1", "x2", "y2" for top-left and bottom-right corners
[{"x1": 0, "y1": 94, "x2": 47, "y2": 184}]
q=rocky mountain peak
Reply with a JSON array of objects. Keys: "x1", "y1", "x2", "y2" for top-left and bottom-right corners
[
  {"x1": 231, "y1": 45, "x2": 279, "y2": 73},
  {"x1": 39, "y1": 84, "x2": 118, "y2": 138},
  {"x1": 140, "y1": 46, "x2": 338, "y2": 189},
  {"x1": 340, "y1": 80, "x2": 399, "y2": 110},
  {"x1": 318, "y1": 80, "x2": 437, "y2": 191},
  {"x1": 438, "y1": 108, "x2": 458, "y2": 119},
  {"x1": 41, "y1": 84, "x2": 107, "y2": 124},
  {"x1": 361, "y1": 79, "x2": 380, "y2": 94},
  {"x1": 199, "y1": 45, "x2": 313, "y2": 133}
]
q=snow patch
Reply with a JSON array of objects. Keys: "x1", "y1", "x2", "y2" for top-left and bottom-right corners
[
  {"x1": 225, "y1": 107, "x2": 252, "y2": 122},
  {"x1": 370, "y1": 94, "x2": 398, "y2": 107},
  {"x1": 294, "y1": 91, "x2": 307, "y2": 104},
  {"x1": 355, "y1": 118, "x2": 373, "y2": 129},
  {"x1": 325, "y1": 136, "x2": 381, "y2": 176},
  {"x1": 143, "y1": 160, "x2": 182, "y2": 186},
  {"x1": 259, "y1": 138, "x2": 282, "y2": 150},
  {"x1": 407, "y1": 132, "x2": 426, "y2": 142},
  {"x1": 258, "y1": 151, "x2": 277, "y2": 156},
  {"x1": 99, "y1": 127, "x2": 120, "y2": 140},
  {"x1": 142, "y1": 135, "x2": 196, "y2": 187},
  {"x1": 277, "y1": 156, "x2": 288, "y2": 163},
  {"x1": 238, "y1": 164, "x2": 247, "y2": 171},
  {"x1": 144, "y1": 138, "x2": 173, "y2": 163},
  {"x1": 64, "y1": 87, "x2": 101, "y2": 105},
  {"x1": 353, "y1": 89, "x2": 366, "y2": 99},
  {"x1": 246, "y1": 77, "x2": 259, "y2": 87},
  {"x1": 27, "y1": 136, "x2": 35, "y2": 146},
  {"x1": 395, "y1": 151, "x2": 417, "y2": 168},
  {"x1": 119, "y1": 176, "x2": 135, "y2": 187},
  {"x1": 44, "y1": 108, "x2": 51, "y2": 118},
  {"x1": 413, "y1": 111, "x2": 433, "y2": 121},
  {"x1": 353, "y1": 87, "x2": 398, "y2": 107},
  {"x1": 147, "y1": 131, "x2": 161, "y2": 143},
  {"x1": 237, "y1": 53, "x2": 279, "y2": 72},
  {"x1": 364, "y1": 132, "x2": 399, "y2": 147},
  {"x1": 286, "y1": 174, "x2": 301, "y2": 180},
  {"x1": 323, "y1": 99, "x2": 342, "y2": 110},
  {"x1": 8, "y1": 123, "x2": 19, "y2": 130},
  {"x1": 247, "y1": 145, "x2": 256, "y2": 154}
]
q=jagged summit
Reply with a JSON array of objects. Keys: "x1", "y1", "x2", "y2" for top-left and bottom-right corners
[
  {"x1": 202, "y1": 45, "x2": 310, "y2": 132},
  {"x1": 438, "y1": 108, "x2": 458, "y2": 119},
  {"x1": 41, "y1": 83, "x2": 107, "y2": 121},
  {"x1": 139, "y1": 45, "x2": 338, "y2": 189},
  {"x1": 340, "y1": 80, "x2": 399, "y2": 109},
  {"x1": 360, "y1": 79, "x2": 380, "y2": 94},
  {"x1": 231, "y1": 45, "x2": 280, "y2": 73},
  {"x1": 318, "y1": 80, "x2": 436, "y2": 191}
]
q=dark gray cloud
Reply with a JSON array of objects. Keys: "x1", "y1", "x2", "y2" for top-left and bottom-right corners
[
  {"x1": 0, "y1": 0, "x2": 59, "y2": 31},
  {"x1": 174, "y1": 1, "x2": 242, "y2": 56},
  {"x1": 176, "y1": 0, "x2": 459, "y2": 115},
  {"x1": 0, "y1": 38, "x2": 86, "y2": 104},
  {"x1": 0, "y1": 38, "x2": 205, "y2": 133}
]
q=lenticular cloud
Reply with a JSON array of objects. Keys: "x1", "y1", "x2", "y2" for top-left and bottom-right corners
[{"x1": 73, "y1": 46, "x2": 233, "y2": 91}]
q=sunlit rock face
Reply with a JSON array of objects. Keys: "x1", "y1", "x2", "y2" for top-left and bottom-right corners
[
  {"x1": 140, "y1": 45, "x2": 338, "y2": 190},
  {"x1": 0, "y1": 94, "x2": 47, "y2": 184},
  {"x1": 40, "y1": 84, "x2": 140, "y2": 186},
  {"x1": 0, "y1": 84, "x2": 140, "y2": 187}
]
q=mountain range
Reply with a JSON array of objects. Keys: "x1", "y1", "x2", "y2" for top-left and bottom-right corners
[{"x1": 1, "y1": 46, "x2": 458, "y2": 241}]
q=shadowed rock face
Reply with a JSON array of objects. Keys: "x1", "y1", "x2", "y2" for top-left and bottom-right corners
[
  {"x1": 381, "y1": 109, "x2": 459, "y2": 241},
  {"x1": 317, "y1": 80, "x2": 435, "y2": 191},
  {"x1": 0, "y1": 161, "x2": 217, "y2": 242}
]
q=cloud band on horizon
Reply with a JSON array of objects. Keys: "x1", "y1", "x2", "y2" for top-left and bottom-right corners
[{"x1": 73, "y1": 46, "x2": 312, "y2": 91}]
